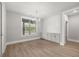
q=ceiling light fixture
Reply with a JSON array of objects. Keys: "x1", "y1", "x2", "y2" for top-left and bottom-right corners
[
  {"x1": 35, "y1": 8, "x2": 40, "y2": 21},
  {"x1": 73, "y1": 9, "x2": 77, "y2": 13}
]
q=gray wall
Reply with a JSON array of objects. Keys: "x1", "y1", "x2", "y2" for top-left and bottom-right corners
[
  {"x1": 67, "y1": 14, "x2": 79, "y2": 41},
  {"x1": 6, "y1": 11, "x2": 41, "y2": 42}
]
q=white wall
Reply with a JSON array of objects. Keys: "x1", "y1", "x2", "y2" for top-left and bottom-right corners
[
  {"x1": 6, "y1": 11, "x2": 41, "y2": 43},
  {"x1": 42, "y1": 14, "x2": 61, "y2": 33},
  {"x1": 67, "y1": 15, "x2": 79, "y2": 42},
  {"x1": 42, "y1": 14, "x2": 61, "y2": 43},
  {"x1": 47, "y1": 15, "x2": 61, "y2": 33}
]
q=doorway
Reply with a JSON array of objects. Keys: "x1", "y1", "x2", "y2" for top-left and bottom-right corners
[{"x1": 62, "y1": 7, "x2": 79, "y2": 45}]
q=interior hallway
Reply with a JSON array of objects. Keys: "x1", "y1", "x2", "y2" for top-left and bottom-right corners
[{"x1": 3, "y1": 39, "x2": 79, "y2": 57}]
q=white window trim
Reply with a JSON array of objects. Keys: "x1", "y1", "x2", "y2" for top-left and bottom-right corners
[{"x1": 21, "y1": 16, "x2": 38, "y2": 37}]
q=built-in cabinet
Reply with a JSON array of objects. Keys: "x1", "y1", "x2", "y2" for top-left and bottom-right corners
[{"x1": 42, "y1": 33, "x2": 60, "y2": 43}]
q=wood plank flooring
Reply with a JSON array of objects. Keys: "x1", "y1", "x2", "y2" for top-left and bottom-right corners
[{"x1": 3, "y1": 39, "x2": 79, "y2": 57}]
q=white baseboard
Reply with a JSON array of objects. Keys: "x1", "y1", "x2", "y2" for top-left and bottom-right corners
[
  {"x1": 41, "y1": 38, "x2": 60, "y2": 44},
  {"x1": 67, "y1": 39, "x2": 79, "y2": 43},
  {"x1": 60, "y1": 42, "x2": 65, "y2": 46},
  {"x1": 2, "y1": 44, "x2": 6, "y2": 54},
  {"x1": 6, "y1": 37, "x2": 40, "y2": 46}
]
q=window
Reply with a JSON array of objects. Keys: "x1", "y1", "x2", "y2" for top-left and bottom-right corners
[{"x1": 22, "y1": 18, "x2": 36, "y2": 36}]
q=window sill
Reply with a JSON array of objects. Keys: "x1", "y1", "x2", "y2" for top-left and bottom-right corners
[{"x1": 22, "y1": 33, "x2": 37, "y2": 37}]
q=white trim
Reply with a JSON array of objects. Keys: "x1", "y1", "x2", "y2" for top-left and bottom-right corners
[
  {"x1": 42, "y1": 37, "x2": 60, "y2": 44},
  {"x1": 63, "y1": 7, "x2": 79, "y2": 14},
  {"x1": 60, "y1": 42, "x2": 65, "y2": 46},
  {"x1": 67, "y1": 39, "x2": 79, "y2": 43},
  {"x1": 47, "y1": 39, "x2": 59, "y2": 44},
  {"x1": 6, "y1": 37, "x2": 40, "y2": 46},
  {"x1": 2, "y1": 2, "x2": 7, "y2": 55}
]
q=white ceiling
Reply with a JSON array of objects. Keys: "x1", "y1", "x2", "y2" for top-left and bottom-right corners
[{"x1": 5, "y1": 2, "x2": 79, "y2": 18}]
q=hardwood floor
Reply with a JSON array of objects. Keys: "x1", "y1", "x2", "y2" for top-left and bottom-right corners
[{"x1": 3, "y1": 39, "x2": 79, "y2": 57}]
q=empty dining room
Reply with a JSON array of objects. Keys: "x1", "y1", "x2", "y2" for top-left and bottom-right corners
[{"x1": 0, "y1": 1, "x2": 79, "y2": 57}]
